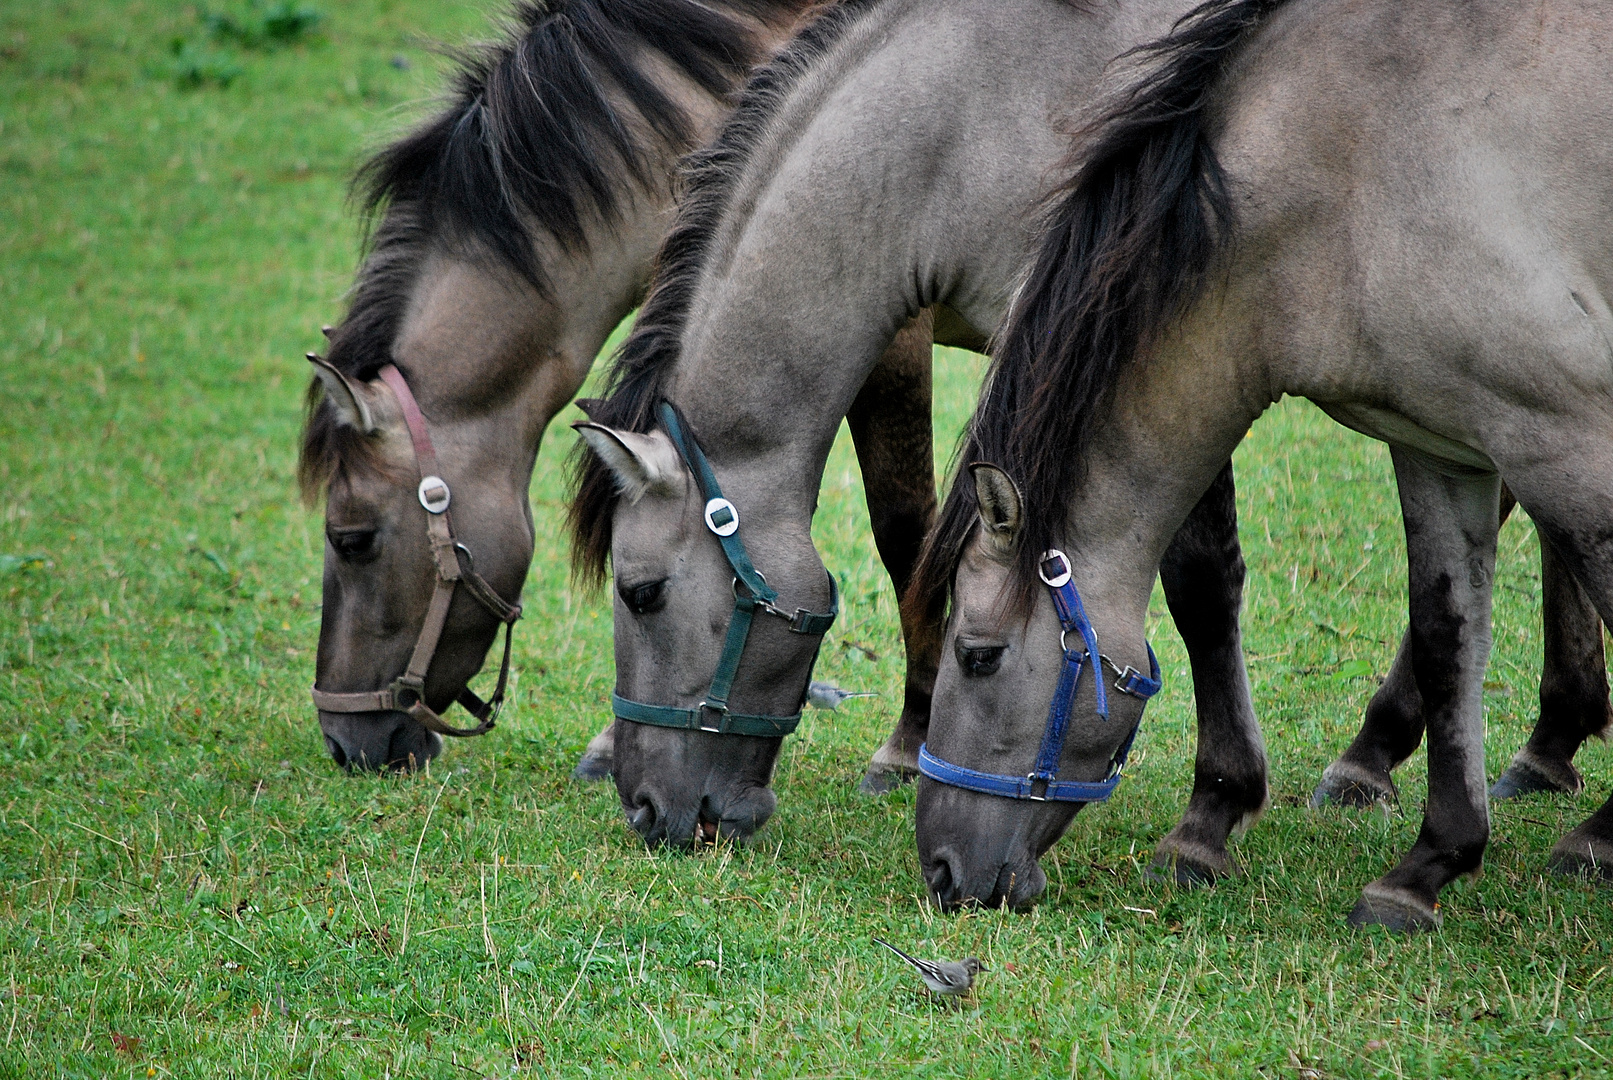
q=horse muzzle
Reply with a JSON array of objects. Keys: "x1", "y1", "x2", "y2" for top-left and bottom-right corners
[{"x1": 318, "y1": 708, "x2": 444, "y2": 772}]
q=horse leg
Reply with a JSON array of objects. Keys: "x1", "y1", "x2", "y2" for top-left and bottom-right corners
[
  {"x1": 1491, "y1": 520, "x2": 1611, "y2": 797},
  {"x1": 1500, "y1": 473, "x2": 1613, "y2": 880},
  {"x1": 1310, "y1": 636, "x2": 1425, "y2": 809},
  {"x1": 1148, "y1": 462, "x2": 1270, "y2": 884},
  {"x1": 1348, "y1": 451, "x2": 1498, "y2": 931},
  {"x1": 849, "y1": 310, "x2": 940, "y2": 794},
  {"x1": 1311, "y1": 486, "x2": 1517, "y2": 809}
]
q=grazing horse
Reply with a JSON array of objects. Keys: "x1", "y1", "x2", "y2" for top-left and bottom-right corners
[
  {"x1": 909, "y1": 0, "x2": 1613, "y2": 926},
  {"x1": 296, "y1": 0, "x2": 943, "y2": 771},
  {"x1": 568, "y1": 0, "x2": 1607, "y2": 866}
]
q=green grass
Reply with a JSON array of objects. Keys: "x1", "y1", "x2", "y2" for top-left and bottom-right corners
[{"x1": 3, "y1": 2, "x2": 1612, "y2": 1076}]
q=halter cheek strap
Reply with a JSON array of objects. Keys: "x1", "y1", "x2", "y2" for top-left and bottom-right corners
[
  {"x1": 309, "y1": 362, "x2": 522, "y2": 738},
  {"x1": 917, "y1": 548, "x2": 1161, "y2": 803},
  {"x1": 609, "y1": 401, "x2": 839, "y2": 738}
]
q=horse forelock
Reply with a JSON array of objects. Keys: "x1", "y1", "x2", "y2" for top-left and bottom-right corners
[
  {"x1": 564, "y1": 0, "x2": 894, "y2": 588},
  {"x1": 918, "y1": 0, "x2": 1292, "y2": 614}
]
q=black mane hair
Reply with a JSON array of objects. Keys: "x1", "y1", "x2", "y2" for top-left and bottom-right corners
[
  {"x1": 299, "y1": 0, "x2": 803, "y2": 502},
  {"x1": 567, "y1": 0, "x2": 889, "y2": 585},
  {"x1": 906, "y1": 0, "x2": 1291, "y2": 624}
]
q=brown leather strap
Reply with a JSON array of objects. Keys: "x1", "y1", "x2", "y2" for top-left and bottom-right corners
[
  {"x1": 378, "y1": 363, "x2": 442, "y2": 479},
  {"x1": 309, "y1": 363, "x2": 520, "y2": 737}
]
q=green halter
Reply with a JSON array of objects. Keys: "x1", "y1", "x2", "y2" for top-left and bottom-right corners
[{"x1": 609, "y1": 402, "x2": 840, "y2": 737}]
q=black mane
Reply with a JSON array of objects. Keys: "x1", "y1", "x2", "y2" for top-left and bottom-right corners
[
  {"x1": 300, "y1": 0, "x2": 802, "y2": 501},
  {"x1": 567, "y1": 0, "x2": 889, "y2": 585},
  {"x1": 907, "y1": 0, "x2": 1291, "y2": 623}
]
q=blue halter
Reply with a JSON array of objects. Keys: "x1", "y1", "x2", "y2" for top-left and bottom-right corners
[
  {"x1": 610, "y1": 401, "x2": 839, "y2": 738},
  {"x1": 917, "y1": 548, "x2": 1161, "y2": 803}
]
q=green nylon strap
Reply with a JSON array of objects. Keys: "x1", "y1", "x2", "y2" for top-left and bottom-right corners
[
  {"x1": 703, "y1": 595, "x2": 758, "y2": 712},
  {"x1": 610, "y1": 693, "x2": 802, "y2": 736},
  {"x1": 658, "y1": 402, "x2": 776, "y2": 604}
]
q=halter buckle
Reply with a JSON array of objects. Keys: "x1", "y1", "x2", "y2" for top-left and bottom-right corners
[
  {"x1": 389, "y1": 674, "x2": 426, "y2": 711},
  {"x1": 1101, "y1": 654, "x2": 1153, "y2": 698},
  {"x1": 1038, "y1": 549, "x2": 1073, "y2": 588},
  {"x1": 418, "y1": 476, "x2": 451, "y2": 514},
  {"x1": 1026, "y1": 775, "x2": 1049, "y2": 801},
  {"x1": 704, "y1": 497, "x2": 739, "y2": 537},
  {"x1": 696, "y1": 702, "x2": 727, "y2": 733}
]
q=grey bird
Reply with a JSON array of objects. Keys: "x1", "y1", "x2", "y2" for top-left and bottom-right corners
[
  {"x1": 872, "y1": 937, "x2": 985, "y2": 997},
  {"x1": 806, "y1": 681, "x2": 876, "y2": 711}
]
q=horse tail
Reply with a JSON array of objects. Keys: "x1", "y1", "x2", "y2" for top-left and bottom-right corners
[{"x1": 906, "y1": 0, "x2": 1291, "y2": 626}]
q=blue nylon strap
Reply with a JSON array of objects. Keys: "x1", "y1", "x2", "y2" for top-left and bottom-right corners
[
  {"x1": 918, "y1": 743, "x2": 1125, "y2": 802},
  {"x1": 917, "y1": 546, "x2": 1163, "y2": 803}
]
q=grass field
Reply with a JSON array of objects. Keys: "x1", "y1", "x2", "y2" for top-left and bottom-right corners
[{"x1": 4, "y1": 2, "x2": 1613, "y2": 1077}]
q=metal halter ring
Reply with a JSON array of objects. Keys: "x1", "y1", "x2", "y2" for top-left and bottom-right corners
[
  {"x1": 418, "y1": 475, "x2": 451, "y2": 514},
  {"x1": 704, "y1": 497, "x2": 739, "y2": 537}
]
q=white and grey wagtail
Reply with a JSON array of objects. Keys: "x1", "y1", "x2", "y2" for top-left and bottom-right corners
[{"x1": 872, "y1": 938, "x2": 986, "y2": 997}]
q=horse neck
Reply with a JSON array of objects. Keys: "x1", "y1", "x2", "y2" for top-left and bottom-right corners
[
  {"x1": 384, "y1": 66, "x2": 773, "y2": 486},
  {"x1": 670, "y1": 0, "x2": 1164, "y2": 502},
  {"x1": 1060, "y1": 311, "x2": 1274, "y2": 630}
]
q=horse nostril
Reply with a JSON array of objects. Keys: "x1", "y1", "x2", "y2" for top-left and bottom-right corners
[
  {"x1": 628, "y1": 796, "x2": 659, "y2": 835},
  {"x1": 324, "y1": 734, "x2": 349, "y2": 769}
]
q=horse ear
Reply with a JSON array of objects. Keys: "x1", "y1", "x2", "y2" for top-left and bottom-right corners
[
  {"x1": 969, "y1": 463, "x2": 1023, "y2": 553},
  {"x1": 573, "y1": 423, "x2": 684, "y2": 503},
  {"x1": 308, "y1": 354, "x2": 377, "y2": 434},
  {"x1": 573, "y1": 397, "x2": 604, "y2": 420}
]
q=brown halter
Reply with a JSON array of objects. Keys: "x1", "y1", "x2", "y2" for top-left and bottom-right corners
[{"x1": 309, "y1": 361, "x2": 522, "y2": 738}]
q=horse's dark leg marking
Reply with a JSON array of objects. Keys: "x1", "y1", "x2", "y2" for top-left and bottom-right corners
[
  {"x1": 851, "y1": 309, "x2": 940, "y2": 794},
  {"x1": 1148, "y1": 463, "x2": 1269, "y2": 885},
  {"x1": 1315, "y1": 484, "x2": 1611, "y2": 807},
  {"x1": 1348, "y1": 451, "x2": 1496, "y2": 932},
  {"x1": 1510, "y1": 503, "x2": 1613, "y2": 880},
  {"x1": 1307, "y1": 491, "x2": 1517, "y2": 808},
  {"x1": 1491, "y1": 522, "x2": 1611, "y2": 798}
]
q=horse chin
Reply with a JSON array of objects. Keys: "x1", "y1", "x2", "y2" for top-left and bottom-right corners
[
  {"x1": 318, "y1": 710, "x2": 443, "y2": 773},
  {"x1": 915, "y1": 778, "x2": 1079, "y2": 910},
  {"x1": 614, "y1": 722, "x2": 783, "y2": 849}
]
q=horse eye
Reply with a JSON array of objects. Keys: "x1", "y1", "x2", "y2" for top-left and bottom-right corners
[
  {"x1": 619, "y1": 579, "x2": 667, "y2": 615},
  {"x1": 328, "y1": 528, "x2": 378, "y2": 561},
  {"x1": 956, "y1": 643, "x2": 1005, "y2": 678}
]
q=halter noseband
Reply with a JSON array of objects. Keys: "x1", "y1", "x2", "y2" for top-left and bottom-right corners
[
  {"x1": 917, "y1": 548, "x2": 1161, "y2": 802},
  {"x1": 309, "y1": 361, "x2": 522, "y2": 739},
  {"x1": 610, "y1": 401, "x2": 839, "y2": 737}
]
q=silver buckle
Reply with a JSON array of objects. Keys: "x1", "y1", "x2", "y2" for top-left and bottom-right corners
[
  {"x1": 1038, "y1": 549, "x2": 1072, "y2": 587},
  {"x1": 1025, "y1": 774, "x2": 1049, "y2": 801},
  {"x1": 696, "y1": 702, "x2": 726, "y2": 733},
  {"x1": 1102, "y1": 654, "x2": 1146, "y2": 696},
  {"x1": 418, "y1": 475, "x2": 451, "y2": 514}
]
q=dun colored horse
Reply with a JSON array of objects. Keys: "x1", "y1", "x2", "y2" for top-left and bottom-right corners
[{"x1": 910, "y1": 0, "x2": 1613, "y2": 927}]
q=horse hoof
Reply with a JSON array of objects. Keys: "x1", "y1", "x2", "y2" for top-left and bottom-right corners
[
  {"x1": 1310, "y1": 761, "x2": 1395, "y2": 809},
  {"x1": 858, "y1": 765, "x2": 915, "y2": 795},
  {"x1": 1490, "y1": 751, "x2": 1582, "y2": 800},
  {"x1": 1546, "y1": 832, "x2": 1613, "y2": 881},
  {"x1": 1346, "y1": 883, "x2": 1440, "y2": 932},
  {"x1": 1146, "y1": 841, "x2": 1230, "y2": 887},
  {"x1": 571, "y1": 753, "x2": 613, "y2": 781}
]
